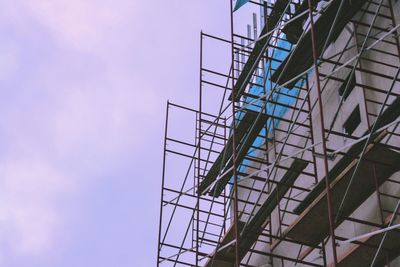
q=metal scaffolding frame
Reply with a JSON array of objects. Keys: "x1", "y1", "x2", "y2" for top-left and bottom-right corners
[{"x1": 157, "y1": 0, "x2": 400, "y2": 266}]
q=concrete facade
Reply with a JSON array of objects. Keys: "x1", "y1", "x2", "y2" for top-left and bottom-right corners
[{"x1": 236, "y1": 0, "x2": 400, "y2": 266}]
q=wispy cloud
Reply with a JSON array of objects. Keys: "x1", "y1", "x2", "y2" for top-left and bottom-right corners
[
  {"x1": 0, "y1": 157, "x2": 71, "y2": 256},
  {"x1": 0, "y1": 0, "x2": 154, "y2": 262},
  {"x1": 0, "y1": 0, "x2": 229, "y2": 265}
]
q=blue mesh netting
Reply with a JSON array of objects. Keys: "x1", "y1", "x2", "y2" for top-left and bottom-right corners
[
  {"x1": 230, "y1": 34, "x2": 304, "y2": 185},
  {"x1": 234, "y1": 0, "x2": 251, "y2": 11}
]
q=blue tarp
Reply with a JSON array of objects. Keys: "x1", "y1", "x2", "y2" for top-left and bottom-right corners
[
  {"x1": 230, "y1": 34, "x2": 304, "y2": 184},
  {"x1": 234, "y1": 0, "x2": 251, "y2": 11}
]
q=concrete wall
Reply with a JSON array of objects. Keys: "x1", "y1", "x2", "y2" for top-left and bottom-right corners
[{"x1": 237, "y1": 0, "x2": 400, "y2": 266}]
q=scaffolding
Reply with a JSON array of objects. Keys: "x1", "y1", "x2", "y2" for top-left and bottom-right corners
[{"x1": 157, "y1": 0, "x2": 400, "y2": 266}]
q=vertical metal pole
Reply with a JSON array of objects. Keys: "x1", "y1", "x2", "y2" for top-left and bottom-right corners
[
  {"x1": 224, "y1": 117, "x2": 228, "y2": 235},
  {"x1": 157, "y1": 101, "x2": 170, "y2": 266},
  {"x1": 192, "y1": 116, "x2": 196, "y2": 248},
  {"x1": 196, "y1": 31, "x2": 203, "y2": 267},
  {"x1": 305, "y1": 78, "x2": 319, "y2": 185},
  {"x1": 276, "y1": 191, "x2": 283, "y2": 237},
  {"x1": 229, "y1": 0, "x2": 240, "y2": 266},
  {"x1": 306, "y1": 1, "x2": 338, "y2": 265}
]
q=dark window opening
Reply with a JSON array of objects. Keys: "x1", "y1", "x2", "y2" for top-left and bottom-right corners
[
  {"x1": 338, "y1": 72, "x2": 356, "y2": 100},
  {"x1": 343, "y1": 105, "x2": 361, "y2": 135}
]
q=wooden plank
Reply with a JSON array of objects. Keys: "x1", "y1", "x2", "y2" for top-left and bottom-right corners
[
  {"x1": 295, "y1": 96, "x2": 400, "y2": 215},
  {"x1": 330, "y1": 217, "x2": 400, "y2": 267},
  {"x1": 238, "y1": 159, "x2": 309, "y2": 252},
  {"x1": 284, "y1": 145, "x2": 400, "y2": 246},
  {"x1": 293, "y1": 130, "x2": 387, "y2": 215},
  {"x1": 229, "y1": 0, "x2": 290, "y2": 101},
  {"x1": 282, "y1": 0, "x2": 320, "y2": 44},
  {"x1": 210, "y1": 111, "x2": 269, "y2": 197},
  {"x1": 204, "y1": 159, "x2": 308, "y2": 266},
  {"x1": 198, "y1": 110, "x2": 266, "y2": 195},
  {"x1": 271, "y1": 0, "x2": 365, "y2": 88},
  {"x1": 203, "y1": 221, "x2": 245, "y2": 267}
]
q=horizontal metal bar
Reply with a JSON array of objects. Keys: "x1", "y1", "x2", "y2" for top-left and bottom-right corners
[{"x1": 338, "y1": 223, "x2": 400, "y2": 245}]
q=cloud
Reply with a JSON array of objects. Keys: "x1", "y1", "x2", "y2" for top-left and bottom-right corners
[
  {"x1": 16, "y1": 0, "x2": 137, "y2": 54},
  {"x1": 0, "y1": 74, "x2": 159, "y2": 261},
  {"x1": 0, "y1": 40, "x2": 20, "y2": 82},
  {"x1": 0, "y1": 0, "x2": 222, "y2": 264},
  {"x1": 50, "y1": 75, "x2": 159, "y2": 160},
  {"x1": 0, "y1": 157, "x2": 72, "y2": 257},
  {"x1": 0, "y1": 0, "x2": 156, "y2": 261}
]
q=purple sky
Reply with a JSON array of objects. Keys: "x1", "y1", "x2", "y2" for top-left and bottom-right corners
[{"x1": 0, "y1": 1, "x2": 231, "y2": 266}]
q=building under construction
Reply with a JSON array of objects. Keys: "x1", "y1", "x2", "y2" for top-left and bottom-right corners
[{"x1": 157, "y1": 0, "x2": 400, "y2": 266}]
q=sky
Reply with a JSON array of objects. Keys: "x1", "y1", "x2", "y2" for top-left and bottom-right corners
[{"x1": 0, "y1": 1, "x2": 230, "y2": 266}]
